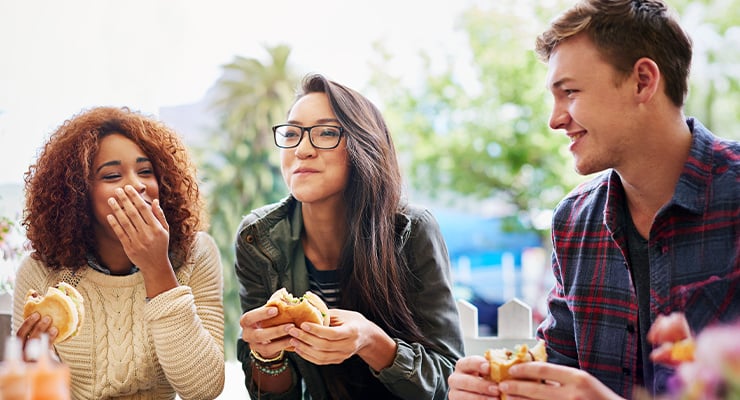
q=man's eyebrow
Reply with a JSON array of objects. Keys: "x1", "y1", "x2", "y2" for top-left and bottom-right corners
[{"x1": 549, "y1": 77, "x2": 572, "y2": 90}]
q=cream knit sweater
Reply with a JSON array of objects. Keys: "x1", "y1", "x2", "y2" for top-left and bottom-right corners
[{"x1": 12, "y1": 232, "x2": 225, "y2": 400}]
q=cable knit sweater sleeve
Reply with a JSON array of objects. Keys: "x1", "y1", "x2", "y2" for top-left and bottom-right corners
[{"x1": 144, "y1": 232, "x2": 225, "y2": 400}]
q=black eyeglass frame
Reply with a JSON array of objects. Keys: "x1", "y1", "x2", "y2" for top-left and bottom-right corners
[{"x1": 272, "y1": 124, "x2": 345, "y2": 149}]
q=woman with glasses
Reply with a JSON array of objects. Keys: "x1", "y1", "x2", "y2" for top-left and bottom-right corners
[{"x1": 235, "y1": 73, "x2": 463, "y2": 400}]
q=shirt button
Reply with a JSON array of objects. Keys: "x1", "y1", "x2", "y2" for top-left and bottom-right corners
[
  {"x1": 623, "y1": 367, "x2": 631, "y2": 376},
  {"x1": 626, "y1": 324, "x2": 635, "y2": 333}
]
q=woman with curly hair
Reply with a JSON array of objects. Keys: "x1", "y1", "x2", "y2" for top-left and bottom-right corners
[
  {"x1": 13, "y1": 106, "x2": 225, "y2": 399},
  {"x1": 236, "y1": 73, "x2": 463, "y2": 399}
]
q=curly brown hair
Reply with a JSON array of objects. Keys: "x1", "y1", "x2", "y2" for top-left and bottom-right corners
[{"x1": 22, "y1": 106, "x2": 206, "y2": 271}]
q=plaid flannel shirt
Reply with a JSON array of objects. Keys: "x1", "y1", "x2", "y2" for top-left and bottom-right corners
[{"x1": 537, "y1": 118, "x2": 740, "y2": 398}]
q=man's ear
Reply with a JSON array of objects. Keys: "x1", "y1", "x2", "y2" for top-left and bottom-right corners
[{"x1": 633, "y1": 57, "x2": 661, "y2": 102}]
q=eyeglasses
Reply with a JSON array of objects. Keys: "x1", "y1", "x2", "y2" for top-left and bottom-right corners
[{"x1": 272, "y1": 124, "x2": 344, "y2": 149}]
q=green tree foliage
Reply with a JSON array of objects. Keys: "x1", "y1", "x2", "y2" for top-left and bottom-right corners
[
  {"x1": 196, "y1": 45, "x2": 298, "y2": 360},
  {"x1": 669, "y1": 0, "x2": 740, "y2": 137},
  {"x1": 370, "y1": 1, "x2": 583, "y2": 237},
  {"x1": 370, "y1": 0, "x2": 739, "y2": 240}
]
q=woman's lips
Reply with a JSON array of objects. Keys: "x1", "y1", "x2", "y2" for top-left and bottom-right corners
[{"x1": 293, "y1": 168, "x2": 318, "y2": 175}]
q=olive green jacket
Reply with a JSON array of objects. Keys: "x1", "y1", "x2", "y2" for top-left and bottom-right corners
[{"x1": 235, "y1": 196, "x2": 463, "y2": 400}]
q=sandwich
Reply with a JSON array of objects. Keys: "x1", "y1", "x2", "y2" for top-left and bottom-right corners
[
  {"x1": 484, "y1": 339, "x2": 548, "y2": 389},
  {"x1": 262, "y1": 288, "x2": 330, "y2": 351},
  {"x1": 667, "y1": 337, "x2": 695, "y2": 362},
  {"x1": 23, "y1": 282, "x2": 85, "y2": 344}
]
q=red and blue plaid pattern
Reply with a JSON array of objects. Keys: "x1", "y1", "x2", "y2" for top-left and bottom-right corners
[{"x1": 537, "y1": 118, "x2": 740, "y2": 398}]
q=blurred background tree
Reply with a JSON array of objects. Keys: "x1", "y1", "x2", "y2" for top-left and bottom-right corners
[
  {"x1": 368, "y1": 0, "x2": 739, "y2": 240},
  {"x1": 193, "y1": 0, "x2": 738, "y2": 360},
  {"x1": 195, "y1": 44, "x2": 297, "y2": 359},
  {"x1": 369, "y1": 1, "x2": 585, "y2": 240},
  {"x1": 669, "y1": 0, "x2": 740, "y2": 133}
]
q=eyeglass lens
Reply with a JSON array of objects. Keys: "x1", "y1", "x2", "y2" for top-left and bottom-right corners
[{"x1": 274, "y1": 125, "x2": 342, "y2": 149}]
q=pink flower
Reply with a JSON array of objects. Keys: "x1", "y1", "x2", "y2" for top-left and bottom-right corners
[{"x1": 667, "y1": 320, "x2": 740, "y2": 400}]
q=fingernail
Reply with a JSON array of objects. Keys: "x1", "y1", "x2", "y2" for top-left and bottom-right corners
[
  {"x1": 41, "y1": 316, "x2": 51, "y2": 324},
  {"x1": 49, "y1": 327, "x2": 58, "y2": 336},
  {"x1": 115, "y1": 188, "x2": 124, "y2": 196},
  {"x1": 267, "y1": 307, "x2": 277, "y2": 316}
]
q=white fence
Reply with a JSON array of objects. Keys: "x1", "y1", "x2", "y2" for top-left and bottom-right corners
[{"x1": 457, "y1": 298, "x2": 538, "y2": 356}]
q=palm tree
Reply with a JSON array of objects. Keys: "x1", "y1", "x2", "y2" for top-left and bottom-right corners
[{"x1": 198, "y1": 44, "x2": 299, "y2": 360}]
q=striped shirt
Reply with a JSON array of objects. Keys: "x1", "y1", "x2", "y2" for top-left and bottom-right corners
[
  {"x1": 537, "y1": 118, "x2": 740, "y2": 398},
  {"x1": 306, "y1": 256, "x2": 340, "y2": 308}
]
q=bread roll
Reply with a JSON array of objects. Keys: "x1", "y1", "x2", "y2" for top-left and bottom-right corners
[
  {"x1": 484, "y1": 339, "x2": 548, "y2": 400},
  {"x1": 23, "y1": 282, "x2": 84, "y2": 344},
  {"x1": 261, "y1": 288, "x2": 330, "y2": 351}
]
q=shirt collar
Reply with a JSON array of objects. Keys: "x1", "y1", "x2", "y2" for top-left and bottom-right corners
[{"x1": 86, "y1": 254, "x2": 140, "y2": 276}]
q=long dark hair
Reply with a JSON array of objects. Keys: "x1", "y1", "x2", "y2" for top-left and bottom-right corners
[
  {"x1": 297, "y1": 73, "x2": 428, "y2": 342},
  {"x1": 295, "y1": 74, "x2": 432, "y2": 397}
]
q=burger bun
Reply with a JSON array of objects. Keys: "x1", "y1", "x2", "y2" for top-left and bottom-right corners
[{"x1": 23, "y1": 282, "x2": 84, "y2": 344}]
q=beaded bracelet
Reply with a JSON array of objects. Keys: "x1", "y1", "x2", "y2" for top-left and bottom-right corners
[
  {"x1": 250, "y1": 349, "x2": 285, "y2": 366},
  {"x1": 253, "y1": 357, "x2": 289, "y2": 376}
]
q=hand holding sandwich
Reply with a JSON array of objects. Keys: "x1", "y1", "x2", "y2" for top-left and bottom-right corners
[
  {"x1": 16, "y1": 311, "x2": 59, "y2": 351},
  {"x1": 286, "y1": 308, "x2": 397, "y2": 371},
  {"x1": 241, "y1": 288, "x2": 397, "y2": 371},
  {"x1": 241, "y1": 288, "x2": 330, "y2": 361},
  {"x1": 16, "y1": 282, "x2": 85, "y2": 354},
  {"x1": 647, "y1": 312, "x2": 694, "y2": 366},
  {"x1": 449, "y1": 341, "x2": 623, "y2": 400}
]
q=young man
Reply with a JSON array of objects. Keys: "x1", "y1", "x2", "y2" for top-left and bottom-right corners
[{"x1": 448, "y1": 0, "x2": 740, "y2": 399}]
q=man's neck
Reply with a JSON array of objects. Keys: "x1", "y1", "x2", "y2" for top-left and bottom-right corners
[{"x1": 617, "y1": 115, "x2": 693, "y2": 238}]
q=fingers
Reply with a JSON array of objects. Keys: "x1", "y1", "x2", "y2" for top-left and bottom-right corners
[
  {"x1": 647, "y1": 312, "x2": 691, "y2": 345},
  {"x1": 151, "y1": 199, "x2": 169, "y2": 232},
  {"x1": 455, "y1": 355, "x2": 491, "y2": 375},
  {"x1": 448, "y1": 357, "x2": 500, "y2": 399},
  {"x1": 507, "y1": 361, "x2": 565, "y2": 383},
  {"x1": 499, "y1": 378, "x2": 561, "y2": 400},
  {"x1": 448, "y1": 377, "x2": 500, "y2": 400},
  {"x1": 106, "y1": 186, "x2": 170, "y2": 267},
  {"x1": 15, "y1": 312, "x2": 41, "y2": 341},
  {"x1": 239, "y1": 306, "x2": 278, "y2": 329},
  {"x1": 16, "y1": 313, "x2": 57, "y2": 347},
  {"x1": 240, "y1": 307, "x2": 295, "y2": 353},
  {"x1": 286, "y1": 323, "x2": 351, "y2": 364},
  {"x1": 106, "y1": 185, "x2": 163, "y2": 236},
  {"x1": 118, "y1": 185, "x2": 156, "y2": 224},
  {"x1": 503, "y1": 363, "x2": 618, "y2": 400}
]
